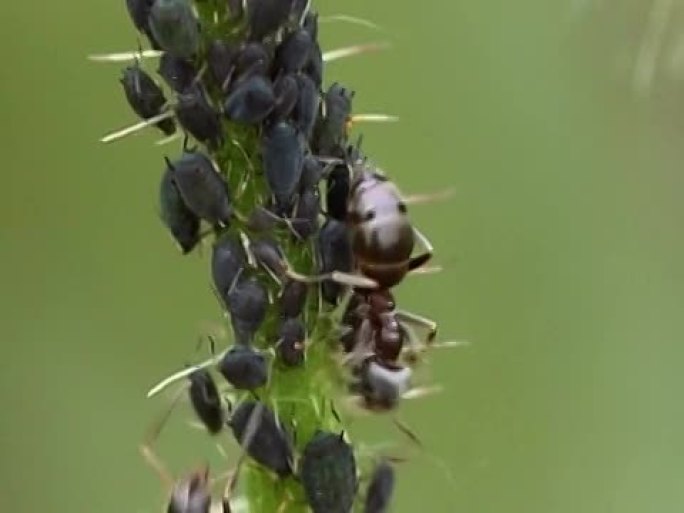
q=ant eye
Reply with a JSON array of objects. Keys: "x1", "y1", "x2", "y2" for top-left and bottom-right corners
[
  {"x1": 397, "y1": 202, "x2": 407, "y2": 214},
  {"x1": 363, "y1": 210, "x2": 376, "y2": 221}
]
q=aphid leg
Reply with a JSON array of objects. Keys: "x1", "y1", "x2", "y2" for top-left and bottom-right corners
[
  {"x1": 147, "y1": 349, "x2": 227, "y2": 398},
  {"x1": 322, "y1": 42, "x2": 390, "y2": 63},
  {"x1": 297, "y1": 0, "x2": 312, "y2": 26},
  {"x1": 392, "y1": 416, "x2": 423, "y2": 448},
  {"x1": 349, "y1": 113, "x2": 399, "y2": 124}
]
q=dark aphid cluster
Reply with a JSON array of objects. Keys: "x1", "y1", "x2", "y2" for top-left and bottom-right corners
[{"x1": 102, "y1": 0, "x2": 450, "y2": 511}]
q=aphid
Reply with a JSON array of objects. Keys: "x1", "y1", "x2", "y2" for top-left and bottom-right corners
[
  {"x1": 218, "y1": 344, "x2": 268, "y2": 390},
  {"x1": 346, "y1": 160, "x2": 433, "y2": 289},
  {"x1": 229, "y1": 401, "x2": 294, "y2": 476},
  {"x1": 149, "y1": 0, "x2": 200, "y2": 60},
  {"x1": 225, "y1": 276, "x2": 269, "y2": 345},
  {"x1": 188, "y1": 369, "x2": 224, "y2": 434},
  {"x1": 299, "y1": 155, "x2": 324, "y2": 191},
  {"x1": 207, "y1": 39, "x2": 238, "y2": 90},
  {"x1": 364, "y1": 460, "x2": 395, "y2": 513},
  {"x1": 313, "y1": 83, "x2": 354, "y2": 155},
  {"x1": 293, "y1": 74, "x2": 319, "y2": 138},
  {"x1": 302, "y1": 10, "x2": 319, "y2": 41},
  {"x1": 276, "y1": 317, "x2": 306, "y2": 367},
  {"x1": 235, "y1": 42, "x2": 270, "y2": 77},
  {"x1": 212, "y1": 235, "x2": 246, "y2": 298},
  {"x1": 325, "y1": 162, "x2": 350, "y2": 221},
  {"x1": 126, "y1": 0, "x2": 160, "y2": 48},
  {"x1": 278, "y1": 279, "x2": 308, "y2": 319},
  {"x1": 273, "y1": 29, "x2": 312, "y2": 74},
  {"x1": 262, "y1": 121, "x2": 304, "y2": 212},
  {"x1": 271, "y1": 74, "x2": 299, "y2": 121},
  {"x1": 175, "y1": 84, "x2": 223, "y2": 149},
  {"x1": 158, "y1": 53, "x2": 197, "y2": 93},
  {"x1": 159, "y1": 166, "x2": 201, "y2": 253},
  {"x1": 304, "y1": 42, "x2": 323, "y2": 87},
  {"x1": 318, "y1": 218, "x2": 353, "y2": 304},
  {"x1": 247, "y1": 0, "x2": 296, "y2": 40},
  {"x1": 226, "y1": 0, "x2": 244, "y2": 19},
  {"x1": 167, "y1": 150, "x2": 232, "y2": 227},
  {"x1": 223, "y1": 75, "x2": 275, "y2": 124},
  {"x1": 291, "y1": 187, "x2": 320, "y2": 239},
  {"x1": 120, "y1": 64, "x2": 176, "y2": 135},
  {"x1": 300, "y1": 431, "x2": 357, "y2": 513}
]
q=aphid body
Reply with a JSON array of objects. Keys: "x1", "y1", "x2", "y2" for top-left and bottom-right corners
[
  {"x1": 364, "y1": 461, "x2": 395, "y2": 513},
  {"x1": 149, "y1": 0, "x2": 200, "y2": 60},
  {"x1": 159, "y1": 167, "x2": 200, "y2": 253},
  {"x1": 300, "y1": 431, "x2": 357, "y2": 513},
  {"x1": 188, "y1": 369, "x2": 224, "y2": 434},
  {"x1": 121, "y1": 65, "x2": 175, "y2": 135}
]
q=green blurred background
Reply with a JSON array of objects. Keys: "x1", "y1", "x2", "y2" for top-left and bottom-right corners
[{"x1": 2, "y1": 1, "x2": 683, "y2": 512}]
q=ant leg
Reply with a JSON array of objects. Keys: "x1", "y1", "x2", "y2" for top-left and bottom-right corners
[
  {"x1": 395, "y1": 310, "x2": 437, "y2": 343},
  {"x1": 287, "y1": 268, "x2": 377, "y2": 289},
  {"x1": 140, "y1": 386, "x2": 187, "y2": 488},
  {"x1": 408, "y1": 227, "x2": 434, "y2": 272}
]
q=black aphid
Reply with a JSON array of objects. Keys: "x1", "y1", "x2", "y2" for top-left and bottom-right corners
[
  {"x1": 364, "y1": 461, "x2": 395, "y2": 513},
  {"x1": 304, "y1": 42, "x2": 323, "y2": 87},
  {"x1": 300, "y1": 431, "x2": 357, "y2": 513},
  {"x1": 247, "y1": 0, "x2": 296, "y2": 40},
  {"x1": 299, "y1": 156, "x2": 324, "y2": 191},
  {"x1": 276, "y1": 318, "x2": 305, "y2": 366},
  {"x1": 126, "y1": 0, "x2": 159, "y2": 48},
  {"x1": 292, "y1": 188, "x2": 320, "y2": 239},
  {"x1": 188, "y1": 369, "x2": 224, "y2": 435},
  {"x1": 211, "y1": 235, "x2": 246, "y2": 298},
  {"x1": 271, "y1": 74, "x2": 299, "y2": 121},
  {"x1": 325, "y1": 162, "x2": 350, "y2": 221},
  {"x1": 262, "y1": 121, "x2": 304, "y2": 212},
  {"x1": 249, "y1": 237, "x2": 288, "y2": 279},
  {"x1": 226, "y1": 0, "x2": 244, "y2": 19},
  {"x1": 120, "y1": 65, "x2": 175, "y2": 135},
  {"x1": 149, "y1": 0, "x2": 200, "y2": 60},
  {"x1": 318, "y1": 219, "x2": 353, "y2": 304},
  {"x1": 302, "y1": 10, "x2": 319, "y2": 41},
  {"x1": 225, "y1": 276, "x2": 269, "y2": 344},
  {"x1": 218, "y1": 345, "x2": 268, "y2": 390},
  {"x1": 293, "y1": 74, "x2": 320, "y2": 138},
  {"x1": 274, "y1": 29, "x2": 312, "y2": 74},
  {"x1": 278, "y1": 279, "x2": 308, "y2": 319},
  {"x1": 158, "y1": 53, "x2": 196, "y2": 93},
  {"x1": 175, "y1": 84, "x2": 223, "y2": 150},
  {"x1": 235, "y1": 42, "x2": 270, "y2": 77},
  {"x1": 168, "y1": 150, "x2": 232, "y2": 226},
  {"x1": 159, "y1": 167, "x2": 201, "y2": 253},
  {"x1": 223, "y1": 75, "x2": 275, "y2": 124},
  {"x1": 207, "y1": 40, "x2": 238, "y2": 90},
  {"x1": 314, "y1": 83, "x2": 354, "y2": 155},
  {"x1": 229, "y1": 401, "x2": 293, "y2": 476}
]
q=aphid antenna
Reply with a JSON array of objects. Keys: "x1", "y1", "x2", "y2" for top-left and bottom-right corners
[
  {"x1": 88, "y1": 49, "x2": 164, "y2": 62},
  {"x1": 101, "y1": 110, "x2": 175, "y2": 143},
  {"x1": 319, "y1": 14, "x2": 383, "y2": 31},
  {"x1": 147, "y1": 349, "x2": 229, "y2": 398},
  {"x1": 350, "y1": 113, "x2": 400, "y2": 124},
  {"x1": 322, "y1": 41, "x2": 391, "y2": 63},
  {"x1": 155, "y1": 132, "x2": 182, "y2": 146},
  {"x1": 392, "y1": 416, "x2": 423, "y2": 448},
  {"x1": 297, "y1": 0, "x2": 312, "y2": 26}
]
